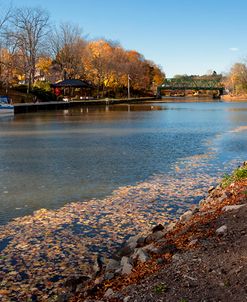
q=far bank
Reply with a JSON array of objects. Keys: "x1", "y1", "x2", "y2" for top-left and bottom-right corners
[{"x1": 221, "y1": 94, "x2": 247, "y2": 102}]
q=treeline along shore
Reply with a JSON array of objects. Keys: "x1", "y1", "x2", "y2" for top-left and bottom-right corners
[
  {"x1": 0, "y1": 5, "x2": 165, "y2": 102},
  {"x1": 2, "y1": 4, "x2": 247, "y2": 106}
]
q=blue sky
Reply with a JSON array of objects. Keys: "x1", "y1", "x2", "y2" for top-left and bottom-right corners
[{"x1": 4, "y1": 0, "x2": 247, "y2": 77}]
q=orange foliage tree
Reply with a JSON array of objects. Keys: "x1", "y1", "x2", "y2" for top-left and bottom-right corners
[
  {"x1": 1, "y1": 7, "x2": 165, "y2": 98},
  {"x1": 84, "y1": 41, "x2": 165, "y2": 97},
  {"x1": 0, "y1": 48, "x2": 22, "y2": 91}
]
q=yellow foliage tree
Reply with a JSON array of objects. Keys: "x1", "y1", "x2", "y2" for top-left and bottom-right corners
[
  {"x1": 225, "y1": 63, "x2": 247, "y2": 95},
  {"x1": 84, "y1": 40, "x2": 115, "y2": 96},
  {"x1": 36, "y1": 57, "x2": 52, "y2": 79},
  {"x1": 0, "y1": 48, "x2": 21, "y2": 89}
]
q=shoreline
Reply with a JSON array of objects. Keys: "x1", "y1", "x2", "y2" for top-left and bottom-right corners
[
  {"x1": 0, "y1": 161, "x2": 246, "y2": 301},
  {"x1": 13, "y1": 97, "x2": 157, "y2": 114},
  {"x1": 0, "y1": 163, "x2": 219, "y2": 301},
  {"x1": 70, "y1": 162, "x2": 247, "y2": 302},
  {"x1": 221, "y1": 94, "x2": 247, "y2": 102},
  {"x1": 12, "y1": 96, "x2": 247, "y2": 115}
]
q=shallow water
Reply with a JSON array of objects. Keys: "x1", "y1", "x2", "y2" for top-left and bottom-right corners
[
  {"x1": 0, "y1": 101, "x2": 247, "y2": 225},
  {"x1": 1, "y1": 101, "x2": 247, "y2": 301}
]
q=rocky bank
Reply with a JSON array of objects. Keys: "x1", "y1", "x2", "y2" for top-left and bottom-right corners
[{"x1": 67, "y1": 163, "x2": 247, "y2": 302}]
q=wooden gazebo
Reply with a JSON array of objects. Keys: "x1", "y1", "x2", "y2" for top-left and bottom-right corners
[{"x1": 51, "y1": 79, "x2": 93, "y2": 99}]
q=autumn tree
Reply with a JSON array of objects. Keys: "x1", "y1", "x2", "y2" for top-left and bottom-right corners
[
  {"x1": 84, "y1": 39, "x2": 115, "y2": 97},
  {"x1": 225, "y1": 63, "x2": 247, "y2": 95},
  {"x1": 125, "y1": 50, "x2": 145, "y2": 90},
  {"x1": 0, "y1": 48, "x2": 13, "y2": 91},
  {"x1": 35, "y1": 56, "x2": 52, "y2": 79},
  {"x1": 109, "y1": 45, "x2": 129, "y2": 88},
  {"x1": 124, "y1": 50, "x2": 163, "y2": 95},
  {"x1": 145, "y1": 60, "x2": 165, "y2": 94},
  {"x1": 83, "y1": 39, "x2": 165, "y2": 97},
  {"x1": 9, "y1": 7, "x2": 50, "y2": 92},
  {"x1": 0, "y1": 5, "x2": 165, "y2": 98},
  {"x1": 0, "y1": 2, "x2": 12, "y2": 88},
  {"x1": 49, "y1": 22, "x2": 86, "y2": 79}
]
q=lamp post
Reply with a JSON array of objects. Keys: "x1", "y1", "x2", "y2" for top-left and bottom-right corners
[{"x1": 128, "y1": 74, "x2": 131, "y2": 99}]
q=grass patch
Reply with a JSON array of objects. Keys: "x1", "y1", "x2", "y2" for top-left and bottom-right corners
[
  {"x1": 153, "y1": 283, "x2": 167, "y2": 294},
  {"x1": 221, "y1": 165, "x2": 247, "y2": 188}
]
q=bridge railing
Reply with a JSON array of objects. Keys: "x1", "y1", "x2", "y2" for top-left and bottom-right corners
[
  {"x1": 158, "y1": 77, "x2": 224, "y2": 90},
  {"x1": 157, "y1": 77, "x2": 225, "y2": 97}
]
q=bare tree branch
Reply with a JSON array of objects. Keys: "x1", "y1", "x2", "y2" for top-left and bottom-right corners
[{"x1": 9, "y1": 6, "x2": 50, "y2": 91}]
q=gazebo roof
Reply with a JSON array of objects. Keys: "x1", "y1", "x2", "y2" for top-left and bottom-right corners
[{"x1": 52, "y1": 79, "x2": 92, "y2": 88}]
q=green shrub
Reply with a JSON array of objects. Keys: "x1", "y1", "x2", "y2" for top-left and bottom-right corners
[
  {"x1": 221, "y1": 165, "x2": 247, "y2": 188},
  {"x1": 221, "y1": 174, "x2": 233, "y2": 188},
  {"x1": 235, "y1": 167, "x2": 247, "y2": 179},
  {"x1": 31, "y1": 87, "x2": 57, "y2": 102},
  {"x1": 13, "y1": 84, "x2": 28, "y2": 93},
  {"x1": 33, "y1": 81, "x2": 51, "y2": 92}
]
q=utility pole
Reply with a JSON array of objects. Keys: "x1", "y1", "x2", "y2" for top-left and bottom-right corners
[{"x1": 127, "y1": 74, "x2": 130, "y2": 99}]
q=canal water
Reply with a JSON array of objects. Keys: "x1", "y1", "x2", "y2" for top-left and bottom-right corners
[{"x1": 0, "y1": 101, "x2": 247, "y2": 225}]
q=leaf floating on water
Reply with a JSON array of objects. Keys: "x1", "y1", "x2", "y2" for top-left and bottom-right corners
[{"x1": 0, "y1": 156, "x2": 241, "y2": 301}]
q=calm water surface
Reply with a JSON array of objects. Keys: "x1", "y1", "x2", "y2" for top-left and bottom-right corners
[{"x1": 0, "y1": 101, "x2": 247, "y2": 225}]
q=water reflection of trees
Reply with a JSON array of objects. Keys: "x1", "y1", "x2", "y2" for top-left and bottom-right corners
[{"x1": 67, "y1": 104, "x2": 165, "y2": 114}]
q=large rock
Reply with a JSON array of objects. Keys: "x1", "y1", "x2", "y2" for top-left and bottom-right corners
[
  {"x1": 180, "y1": 210, "x2": 193, "y2": 222},
  {"x1": 121, "y1": 257, "x2": 133, "y2": 275},
  {"x1": 136, "y1": 236, "x2": 146, "y2": 248},
  {"x1": 116, "y1": 245, "x2": 133, "y2": 258},
  {"x1": 142, "y1": 243, "x2": 159, "y2": 254},
  {"x1": 216, "y1": 225, "x2": 227, "y2": 235},
  {"x1": 106, "y1": 259, "x2": 120, "y2": 273},
  {"x1": 145, "y1": 230, "x2": 166, "y2": 244},
  {"x1": 222, "y1": 204, "x2": 246, "y2": 212},
  {"x1": 105, "y1": 272, "x2": 115, "y2": 280},
  {"x1": 92, "y1": 255, "x2": 104, "y2": 276},
  {"x1": 152, "y1": 224, "x2": 165, "y2": 233},
  {"x1": 132, "y1": 248, "x2": 150, "y2": 263},
  {"x1": 126, "y1": 234, "x2": 141, "y2": 249}
]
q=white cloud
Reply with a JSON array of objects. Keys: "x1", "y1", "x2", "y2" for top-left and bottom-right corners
[{"x1": 229, "y1": 47, "x2": 239, "y2": 52}]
